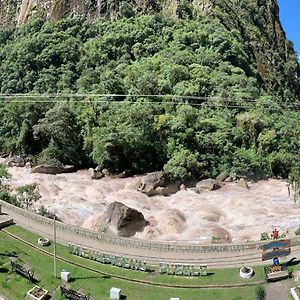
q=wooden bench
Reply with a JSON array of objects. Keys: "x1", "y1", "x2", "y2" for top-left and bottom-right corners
[
  {"x1": 266, "y1": 270, "x2": 289, "y2": 282},
  {"x1": 11, "y1": 261, "x2": 36, "y2": 283},
  {"x1": 60, "y1": 285, "x2": 90, "y2": 300}
]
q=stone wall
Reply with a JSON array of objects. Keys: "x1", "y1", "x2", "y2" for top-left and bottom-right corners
[{"x1": 1, "y1": 199, "x2": 300, "y2": 253}]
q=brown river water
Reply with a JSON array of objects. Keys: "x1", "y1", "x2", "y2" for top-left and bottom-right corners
[{"x1": 2, "y1": 163, "x2": 300, "y2": 244}]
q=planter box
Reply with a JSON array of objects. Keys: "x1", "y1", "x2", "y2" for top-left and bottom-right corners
[
  {"x1": 239, "y1": 267, "x2": 254, "y2": 279},
  {"x1": 26, "y1": 286, "x2": 48, "y2": 300},
  {"x1": 290, "y1": 287, "x2": 300, "y2": 300}
]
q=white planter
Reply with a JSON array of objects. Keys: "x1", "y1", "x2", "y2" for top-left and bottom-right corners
[
  {"x1": 110, "y1": 287, "x2": 121, "y2": 299},
  {"x1": 37, "y1": 238, "x2": 50, "y2": 246},
  {"x1": 239, "y1": 267, "x2": 254, "y2": 279},
  {"x1": 291, "y1": 287, "x2": 300, "y2": 300}
]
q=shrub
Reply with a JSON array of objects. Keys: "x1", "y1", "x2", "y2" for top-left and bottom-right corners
[
  {"x1": 255, "y1": 285, "x2": 266, "y2": 300},
  {"x1": 260, "y1": 232, "x2": 270, "y2": 240}
]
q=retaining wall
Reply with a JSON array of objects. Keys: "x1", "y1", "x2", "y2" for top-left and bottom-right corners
[{"x1": 1, "y1": 199, "x2": 300, "y2": 253}]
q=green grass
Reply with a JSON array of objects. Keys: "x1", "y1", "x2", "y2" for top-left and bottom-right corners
[{"x1": 0, "y1": 225, "x2": 261, "y2": 299}]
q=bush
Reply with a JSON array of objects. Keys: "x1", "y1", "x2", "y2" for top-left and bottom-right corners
[
  {"x1": 163, "y1": 148, "x2": 201, "y2": 180},
  {"x1": 295, "y1": 226, "x2": 300, "y2": 235},
  {"x1": 260, "y1": 232, "x2": 270, "y2": 241},
  {"x1": 255, "y1": 285, "x2": 266, "y2": 300}
]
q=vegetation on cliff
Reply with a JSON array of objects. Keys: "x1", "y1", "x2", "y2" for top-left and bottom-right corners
[{"x1": 0, "y1": 0, "x2": 299, "y2": 180}]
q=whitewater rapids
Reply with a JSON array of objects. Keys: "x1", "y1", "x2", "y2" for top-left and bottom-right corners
[{"x1": 3, "y1": 164, "x2": 300, "y2": 244}]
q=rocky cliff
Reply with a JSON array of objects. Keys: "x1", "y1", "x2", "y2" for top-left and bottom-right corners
[
  {"x1": 0, "y1": 1, "x2": 284, "y2": 29},
  {"x1": 0, "y1": 0, "x2": 212, "y2": 27}
]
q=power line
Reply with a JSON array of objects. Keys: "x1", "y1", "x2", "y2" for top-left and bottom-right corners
[{"x1": 0, "y1": 93, "x2": 299, "y2": 111}]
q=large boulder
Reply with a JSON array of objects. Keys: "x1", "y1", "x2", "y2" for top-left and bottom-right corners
[
  {"x1": 102, "y1": 202, "x2": 148, "y2": 237},
  {"x1": 31, "y1": 165, "x2": 75, "y2": 174},
  {"x1": 137, "y1": 171, "x2": 180, "y2": 196},
  {"x1": 5, "y1": 155, "x2": 25, "y2": 167},
  {"x1": 195, "y1": 179, "x2": 221, "y2": 193}
]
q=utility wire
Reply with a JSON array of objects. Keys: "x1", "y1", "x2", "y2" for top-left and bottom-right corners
[{"x1": 0, "y1": 93, "x2": 299, "y2": 111}]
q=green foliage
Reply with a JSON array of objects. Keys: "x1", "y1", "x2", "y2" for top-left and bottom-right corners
[
  {"x1": 92, "y1": 102, "x2": 164, "y2": 173},
  {"x1": 0, "y1": 164, "x2": 17, "y2": 205},
  {"x1": 164, "y1": 148, "x2": 201, "y2": 180},
  {"x1": 260, "y1": 232, "x2": 270, "y2": 241},
  {"x1": 231, "y1": 147, "x2": 262, "y2": 178},
  {"x1": 0, "y1": 164, "x2": 10, "y2": 184},
  {"x1": 16, "y1": 183, "x2": 41, "y2": 210},
  {"x1": 33, "y1": 103, "x2": 85, "y2": 166},
  {"x1": 255, "y1": 285, "x2": 265, "y2": 300},
  {"x1": 0, "y1": 9, "x2": 298, "y2": 178},
  {"x1": 295, "y1": 226, "x2": 300, "y2": 236}
]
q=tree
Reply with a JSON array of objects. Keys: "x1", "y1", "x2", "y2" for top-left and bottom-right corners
[
  {"x1": 16, "y1": 183, "x2": 41, "y2": 210},
  {"x1": 33, "y1": 103, "x2": 85, "y2": 166},
  {"x1": 0, "y1": 164, "x2": 17, "y2": 205},
  {"x1": 163, "y1": 148, "x2": 201, "y2": 180},
  {"x1": 0, "y1": 164, "x2": 10, "y2": 185},
  {"x1": 289, "y1": 166, "x2": 300, "y2": 204}
]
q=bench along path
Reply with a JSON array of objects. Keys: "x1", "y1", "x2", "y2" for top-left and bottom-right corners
[{"x1": 2, "y1": 206, "x2": 300, "y2": 269}]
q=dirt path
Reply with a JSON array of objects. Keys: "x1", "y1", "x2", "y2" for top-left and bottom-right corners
[{"x1": 265, "y1": 279, "x2": 294, "y2": 300}]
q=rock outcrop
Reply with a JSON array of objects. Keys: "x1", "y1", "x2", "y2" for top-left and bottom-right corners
[
  {"x1": 137, "y1": 171, "x2": 180, "y2": 196},
  {"x1": 88, "y1": 167, "x2": 104, "y2": 180},
  {"x1": 5, "y1": 155, "x2": 25, "y2": 167},
  {"x1": 102, "y1": 201, "x2": 148, "y2": 237},
  {"x1": 237, "y1": 178, "x2": 249, "y2": 189},
  {"x1": 0, "y1": 0, "x2": 213, "y2": 27},
  {"x1": 31, "y1": 165, "x2": 75, "y2": 174},
  {"x1": 195, "y1": 179, "x2": 221, "y2": 193}
]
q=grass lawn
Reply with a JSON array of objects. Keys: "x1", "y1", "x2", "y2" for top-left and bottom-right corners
[{"x1": 0, "y1": 225, "x2": 261, "y2": 299}]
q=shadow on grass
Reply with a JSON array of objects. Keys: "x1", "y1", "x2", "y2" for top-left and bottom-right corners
[
  {"x1": 287, "y1": 257, "x2": 300, "y2": 267},
  {"x1": 0, "y1": 267, "x2": 8, "y2": 273},
  {"x1": 206, "y1": 272, "x2": 215, "y2": 276},
  {"x1": 120, "y1": 295, "x2": 127, "y2": 300},
  {"x1": 68, "y1": 274, "x2": 111, "y2": 282},
  {"x1": 0, "y1": 251, "x2": 19, "y2": 258}
]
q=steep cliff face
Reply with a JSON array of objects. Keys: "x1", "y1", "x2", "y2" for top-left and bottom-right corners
[
  {"x1": 210, "y1": 0, "x2": 298, "y2": 97},
  {"x1": 1, "y1": 0, "x2": 214, "y2": 27}
]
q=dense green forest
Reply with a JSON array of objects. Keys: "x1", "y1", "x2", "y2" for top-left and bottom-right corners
[{"x1": 0, "y1": 1, "x2": 299, "y2": 181}]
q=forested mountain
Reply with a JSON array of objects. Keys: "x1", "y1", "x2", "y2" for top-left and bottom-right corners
[{"x1": 0, "y1": 0, "x2": 299, "y2": 181}]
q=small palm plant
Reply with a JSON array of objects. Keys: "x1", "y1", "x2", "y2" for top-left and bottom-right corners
[{"x1": 255, "y1": 285, "x2": 266, "y2": 300}]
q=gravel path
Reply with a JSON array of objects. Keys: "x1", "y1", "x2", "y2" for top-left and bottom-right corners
[{"x1": 265, "y1": 279, "x2": 293, "y2": 300}]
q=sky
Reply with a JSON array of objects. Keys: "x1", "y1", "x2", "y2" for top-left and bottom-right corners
[{"x1": 277, "y1": 0, "x2": 300, "y2": 59}]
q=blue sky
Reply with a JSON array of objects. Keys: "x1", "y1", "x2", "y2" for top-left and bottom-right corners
[{"x1": 278, "y1": 0, "x2": 300, "y2": 59}]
